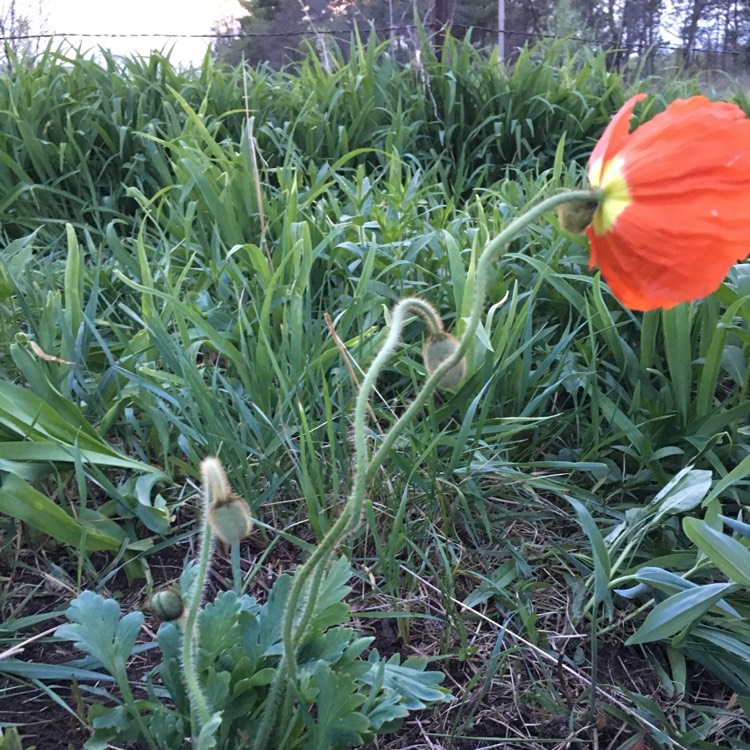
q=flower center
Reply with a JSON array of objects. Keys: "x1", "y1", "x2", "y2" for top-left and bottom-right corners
[{"x1": 588, "y1": 155, "x2": 631, "y2": 234}]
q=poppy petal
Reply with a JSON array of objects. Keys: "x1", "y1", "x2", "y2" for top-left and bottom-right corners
[
  {"x1": 585, "y1": 95, "x2": 750, "y2": 309},
  {"x1": 586, "y1": 195, "x2": 749, "y2": 310},
  {"x1": 622, "y1": 99, "x2": 750, "y2": 187},
  {"x1": 588, "y1": 93, "x2": 646, "y2": 185}
]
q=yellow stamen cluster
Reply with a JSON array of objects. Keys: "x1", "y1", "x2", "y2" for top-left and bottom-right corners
[{"x1": 588, "y1": 156, "x2": 632, "y2": 234}]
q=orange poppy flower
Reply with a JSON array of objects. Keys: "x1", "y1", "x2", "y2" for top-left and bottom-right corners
[{"x1": 584, "y1": 93, "x2": 750, "y2": 310}]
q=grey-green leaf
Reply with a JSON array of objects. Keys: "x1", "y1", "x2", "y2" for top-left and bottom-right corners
[
  {"x1": 635, "y1": 566, "x2": 740, "y2": 618},
  {"x1": 626, "y1": 583, "x2": 738, "y2": 645},
  {"x1": 195, "y1": 712, "x2": 223, "y2": 750},
  {"x1": 56, "y1": 591, "x2": 143, "y2": 677},
  {"x1": 651, "y1": 467, "x2": 712, "y2": 516},
  {"x1": 683, "y1": 517, "x2": 750, "y2": 586}
]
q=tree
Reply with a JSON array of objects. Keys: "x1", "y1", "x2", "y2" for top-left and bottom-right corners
[
  {"x1": 213, "y1": 0, "x2": 750, "y2": 73},
  {"x1": 0, "y1": 0, "x2": 45, "y2": 68},
  {"x1": 214, "y1": 0, "x2": 433, "y2": 68},
  {"x1": 449, "y1": 0, "x2": 557, "y2": 53},
  {"x1": 660, "y1": 0, "x2": 750, "y2": 70}
]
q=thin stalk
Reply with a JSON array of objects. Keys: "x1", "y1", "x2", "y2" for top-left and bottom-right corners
[
  {"x1": 256, "y1": 299, "x2": 418, "y2": 750},
  {"x1": 285, "y1": 299, "x2": 423, "y2": 650},
  {"x1": 291, "y1": 557, "x2": 329, "y2": 651},
  {"x1": 597, "y1": 599, "x2": 655, "y2": 637},
  {"x1": 117, "y1": 672, "x2": 159, "y2": 750},
  {"x1": 181, "y1": 494, "x2": 215, "y2": 731},
  {"x1": 588, "y1": 613, "x2": 598, "y2": 721},
  {"x1": 254, "y1": 512, "x2": 356, "y2": 748},
  {"x1": 231, "y1": 541, "x2": 242, "y2": 594},
  {"x1": 400, "y1": 297, "x2": 444, "y2": 335}
]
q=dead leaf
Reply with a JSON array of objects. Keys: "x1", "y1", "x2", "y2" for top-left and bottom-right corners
[{"x1": 29, "y1": 340, "x2": 74, "y2": 365}]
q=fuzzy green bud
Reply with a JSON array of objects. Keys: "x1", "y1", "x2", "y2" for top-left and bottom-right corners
[
  {"x1": 201, "y1": 457, "x2": 254, "y2": 545},
  {"x1": 556, "y1": 197, "x2": 599, "y2": 234},
  {"x1": 423, "y1": 333, "x2": 467, "y2": 389},
  {"x1": 149, "y1": 587, "x2": 185, "y2": 622},
  {"x1": 208, "y1": 493, "x2": 254, "y2": 545}
]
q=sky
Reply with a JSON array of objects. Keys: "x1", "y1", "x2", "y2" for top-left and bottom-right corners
[{"x1": 14, "y1": 0, "x2": 245, "y2": 66}]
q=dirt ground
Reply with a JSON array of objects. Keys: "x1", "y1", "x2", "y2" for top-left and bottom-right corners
[{"x1": 0, "y1": 526, "x2": 729, "y2": 750}]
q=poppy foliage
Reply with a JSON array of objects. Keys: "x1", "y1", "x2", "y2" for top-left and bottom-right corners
[{"x1": 585, "y1": 93, "x2": 750, "y2": 310}]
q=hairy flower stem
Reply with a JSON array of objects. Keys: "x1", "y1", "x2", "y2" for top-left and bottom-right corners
[
  {"x1": 254, "y1": 504, "x2": 357, "y2": 748},
  {"x1": 254, "y1": 188, "x2": 599, "y2": 750},
  {"x1": 290, "y1": 298, "x2": 445, "y2": 650},
  {"x1": 291, "y1": 560, "x2": 328, "y2": 651},
  {"x1": 181, "y1": 479, "x2": 217, "y2": 733},
  {"x1": 256, "y1": 299, "x2": 419, "y2": 750},
  {"x1": 365, "y1": 189, "x2": 600, "y2": 481}
]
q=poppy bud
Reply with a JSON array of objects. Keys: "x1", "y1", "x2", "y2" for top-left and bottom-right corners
[
  {"x1": 208, "y1": 493, "x2": 254, "y2": 545},
  {"x1": 556, "y1": 198, "x2": 599, "y2": 234},
  {"x1": 423, "y1": 333, "x2": 466, "y2": 389},
  {"x1": 149, "y1": 587, "x2": 185, "y2": 622}
]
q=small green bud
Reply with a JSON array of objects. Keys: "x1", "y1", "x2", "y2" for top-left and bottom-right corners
[
  {"x1": 149, "y1": 587, "x2": 185, "y2": 622},
  {"x1": 556, "y1": 198, "x2": 599, "y2": 234},
  {"x1": 423, "y1": 333, "x2": 467, "y2": 389},
  {"x1": 209, "y1": 493, "x2": 254, "y2": 545}
]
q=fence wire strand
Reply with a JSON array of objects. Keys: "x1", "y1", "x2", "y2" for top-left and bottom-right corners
[{"x1": 1, "y1": 23, "x2": 746, "y2": 59}]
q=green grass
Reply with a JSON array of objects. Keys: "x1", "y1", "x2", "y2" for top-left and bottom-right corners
[{"x1": 2, "y1": 34, "x2": 750, "y2": 750}]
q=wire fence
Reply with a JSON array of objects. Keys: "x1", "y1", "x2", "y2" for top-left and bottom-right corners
[
  {"x1": 2, "y1": 23, "x2": 748, "y2": 72},
  {"x1": 1, "y1": 25, "x2": 746, "y2": 54}
]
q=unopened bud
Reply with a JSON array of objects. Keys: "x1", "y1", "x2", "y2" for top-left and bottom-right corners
[
  {"x1": 200, "y1": 457, "x2": 232, "y2": 504},
  {"x1": 200, "y1": 457, "x2": 254, "y2": 545},
  {"x1": 556, "y1": 198, "x2": 599, "y2": 234},
  {"x1": 208, "y1": 493, "x2": 254, "y2": 545},
  {"x1": 423, "y1": 333, "x2": 467, "y2": 389},
  {"x1": 149, "y1": 587, "x2": 185, "y2": 622}
]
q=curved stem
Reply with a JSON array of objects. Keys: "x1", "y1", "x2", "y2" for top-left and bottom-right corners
[
  {"x1": 347, "y1": 298, "x2": 429, "y2": 525},
  {"x1": 255, "y1": 299, "x2": 420, "y2": 750},
  {"x1": 254, "y1": 514, "x2": 353, "y2": 748},
  {"x1": 285, "y1": 297, "x2": 427, "y2": 648},
  {"x1": 366, "y1": 189, "x2": 599, "y2": 481},
  {"x1": 291, "y1": 555, "x2": 329, "y2": 651},
  {"x1": 597, "y1": 598, "x2": 655, "y2": 637},
  {"x1": 254, "y1": 187, "x2": 599, "y2": 749},
  {"x1": 400, "y1": 298, "x2": 444, "y2": 336}
]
